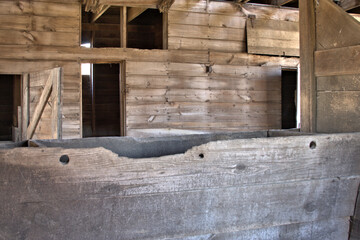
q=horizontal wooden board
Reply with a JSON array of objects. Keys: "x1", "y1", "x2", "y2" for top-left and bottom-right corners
[
  {"x1": 126, "y1": 89, "x2": 281, "y2": 103},
  {"x1": 127, "y1": 102, "x2": 281, "y2": 116},
  {"x1": 315, "y1": 45, "x2": 360, "y2": 77},
  {"x1": 169, "y1": 24, "x2": 245, "y2": 41},
  {"x1": 0, "y1": 30, "x2": 79, "y2": 46},
  {"x1": 126, "y1": 75, "x2": 280, "y2": 91},
  {"x1": 317, "y1": 74, "x2": 360, "y2": 91},
  {"x1": 168, "y1": 37, "x2": 246, "y2": 52},
  {"x1": 210, "y1": 52, "x2": 299, "y2": 67},
  {"x1": 247, "y1": 19, "x2": 299, "y2": 57}
]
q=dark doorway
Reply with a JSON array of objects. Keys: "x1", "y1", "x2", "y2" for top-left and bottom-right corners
[
  {"x1": 0, "y1": 75, "x2": 21, "y2": 141},
  {"x1": 281, "y1": 70, "x2": 297, "y2": 129},
  {"x1": 82, "y1": 64, "x2": 121, "y2": 137}
]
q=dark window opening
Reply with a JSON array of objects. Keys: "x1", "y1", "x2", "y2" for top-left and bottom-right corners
[
  {"x1": 127, "y1": 9, "x2": 163, "y2": 49},
  {"x1": 82, "y1": 64, "x2": 121, "y2": 138},
  {"x1": 82, "y1": 6, "x2": 121, "y2": 48},
  {"x1": 281, "y1": 70, "x2": 297, "y2": 129},
  {"x1": 81, "y1": 7, "x2": 163, "y2": 49},
  {"x1": 0, "y1": 75, "x2": 21, "y2": 141}
]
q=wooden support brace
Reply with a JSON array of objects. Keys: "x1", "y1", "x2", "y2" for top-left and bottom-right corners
[{"x1": 26, "y1": 72, "x2": 53, "y2": 139}]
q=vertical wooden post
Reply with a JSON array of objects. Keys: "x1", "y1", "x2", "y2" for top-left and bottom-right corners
[
  {"x1": 162, "y1": 12, "x2": 168, "y2": 50},
  {"x1": 120, "y1": 6, "x2": 127, "y2": 48},
  {"x1": 51, "y1": 68, "x2": 62, "y2": 139},
  {"x1": 21, "y1": 74, "x2": 29, "y2": 141},
  {"x1": 299, "y1": 0, "x2": 317, "y2": 132},
  {"x1": 120, "y1": 61, "x2": 126, "y2": 136}
]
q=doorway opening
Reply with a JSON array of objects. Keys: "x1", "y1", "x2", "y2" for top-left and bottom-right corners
[
  {"x1": 82, "y1": 63, "x2": 124, "y2": 137},
  {"x1": 0, "y1": 75, "x2": 21, "y2": 141},
  {"x1": 281, "y1": 69, "x2": 298, "y2": 129}
]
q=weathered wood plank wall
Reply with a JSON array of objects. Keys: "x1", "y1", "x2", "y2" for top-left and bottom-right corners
[
  {"x1": 126, "y1": 62, "x2": 282, "y2": 136},
  {"x1": 168, "y1": 1, "x2": 299, "y2": 53},
  {"x1": 0, "y1": 0, "x2": 81, "y2": 139},
  {"x1": 312, "y1": 0, "x2": 360, "y2": 133}
]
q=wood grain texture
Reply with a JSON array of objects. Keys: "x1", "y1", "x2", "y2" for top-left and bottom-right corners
[
  {"x1": 315, "y1": 45, "x2": 360, "y2": 77},
  {"x1": 1, "y1": 133, "x2": 360, "y2": 239},
  {"x1": 247, "y1": 19, "x2": 299, "y2": 57},
  {"x1": 316, "y1": 0, "x2": 360, "y2": 50}
]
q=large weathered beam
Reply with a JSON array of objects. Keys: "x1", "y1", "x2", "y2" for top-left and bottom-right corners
[
  {"x1": 299, "y1": 0, "x2": 316, "y2": 132},
  {"x1": 1, "y1": 133, "x2": 360, "y2": 239}
]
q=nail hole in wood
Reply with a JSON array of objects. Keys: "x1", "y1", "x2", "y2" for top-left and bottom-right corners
[
  {"x1": 309, "y1": 141, "x2": 316, "y2": 149},
  {"x1": 199, "y1": 153, "x2": 204, "y2": 159},
  {"x1": 59, "y1": 155, "x2": 70, "y2": 165}
]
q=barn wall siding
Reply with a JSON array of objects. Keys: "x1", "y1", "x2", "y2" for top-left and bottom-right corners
[{"x1": 0, "y1": 0, "x2": 81, "y2": 139}]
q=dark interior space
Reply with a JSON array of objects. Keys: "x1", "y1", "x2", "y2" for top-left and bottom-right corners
[
  {"x1": 281, "y1": 70, "x2": 297, "y2": 129},
  {"x1": 0, "y1": 75, "x2": 21, "y2": 141},
  {"x1": 82, "y1": 6, "x2": 121, "y2": 47},
  {"x1": 127, "y1": 9, "x2": 163, "y2": 49},
  {"x1": 81, "y1": 7, "x2": 163, "y2": 49},
  {"x1": 82, "y1": 64, "x2": 120, "y2": 137}
]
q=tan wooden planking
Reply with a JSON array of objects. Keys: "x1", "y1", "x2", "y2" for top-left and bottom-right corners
[
  {"x1": 0, "y1": 15, "x2": 31, "y2": 31},
  {"x1": 0, "y1": 1, "x2": 32, "y2": 15},
  {"x1": 32, "y1": 16, "x2": 79, "y2": 33},
  {"x1": 247, "y1": 19, "x2": 299, "y2": 57},
  {"x1": 126, "y1": 75, "x2": 281, "y2": 91},
  {"x1": 168, "y1": 11, "x2": 209, "y2": 26},
  {"x1": 210, "y1": 52, "x2": 299, "y2": 67},
  {"x1": 316, "y1": 0, "x2": 360, "y2": 50},
  {"x1": 317, "y1": 91, "x2": 360, "y2": 133},
  {"x1": 340, "y1": 0, "x2": 360, "y2": 10},
  {"x1": 0, "y1": 30, "x2": 79, "y2": 46},
  {"x1": 169, "y1": 37, "x2": 246, "y2": 52},
  {"x1": 127, "y1": 103, "x2": 281, "y2": 120},
  {"x1": 171, "y1": 0, "x2": 207, "y2": 13},
  {"x1": 32, "y1": 2, "x2": 80, "y2": 18},
  {"x1": 209, "y1": 14, "x2": 246, "y2": 28},
  {"x1": 315, "y1": 45, "x2": 360, "y2": 77},
  {"x1": 126, "y1": 88, "x2": 280, "y2": 104},
  {"x1": 241, "y1": 3, "x2": 299, "y2": 22},
  {"x1": 169, "y1": 24, "x2": 245, "y2": 41}
]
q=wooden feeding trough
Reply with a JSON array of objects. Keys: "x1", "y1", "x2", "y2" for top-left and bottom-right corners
[{"x1": 1, "y1": 130, "x2": 360, "y2": 239}]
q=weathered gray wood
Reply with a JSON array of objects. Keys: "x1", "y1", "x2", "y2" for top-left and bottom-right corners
[
  {"x1": 350, "y1": 185, "x2": 360, "y2": 240},
  {"x1": 299, "y1": 0, "x2": 316, "y2": 132},
  {"x1": 1, "y1": 133, "x2": 360, "y2": 239},
  {"x1": 168, "y1": 218, "x2": 349, "y2": 240},
  {"x1": 317, "y1": 91, "x2": 360, "y2": 133}
]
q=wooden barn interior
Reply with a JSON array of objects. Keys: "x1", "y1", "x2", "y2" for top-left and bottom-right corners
[{"x1": 1, "y1": 0, "x2": 360, "y2": 239}]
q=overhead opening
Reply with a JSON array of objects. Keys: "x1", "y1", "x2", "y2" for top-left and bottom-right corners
[
  {"x1": 0, "y1": 75, "x2": 21, "y2": 141},
  {"x1": 127, "y1": 9, "x2": 163, "y2": 49},
  {"x1": 81, "y1": 6, "x2": 164, "y2": 49}
]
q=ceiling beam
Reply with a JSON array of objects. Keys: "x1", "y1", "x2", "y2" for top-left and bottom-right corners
[
  {"x1": 271, "y1": 0, "x2": 296, "y2": 6},
  {"x1": 98, "y1": 0, "x2": 158, "y2": 8},
  {"x1": 339, "y1": 0, "x2": 360, "y2": 11}
]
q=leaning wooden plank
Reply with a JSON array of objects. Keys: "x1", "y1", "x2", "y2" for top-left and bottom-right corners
[
  {"x1": 27, "y1": 72, "x2": 53, "y2": 139},
  {"x1": 315, "y1": 45, "x2": 360, "y2": 77},
  {"x1": 21, "y1": 74, "x2": 29, "y2": 141}
]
